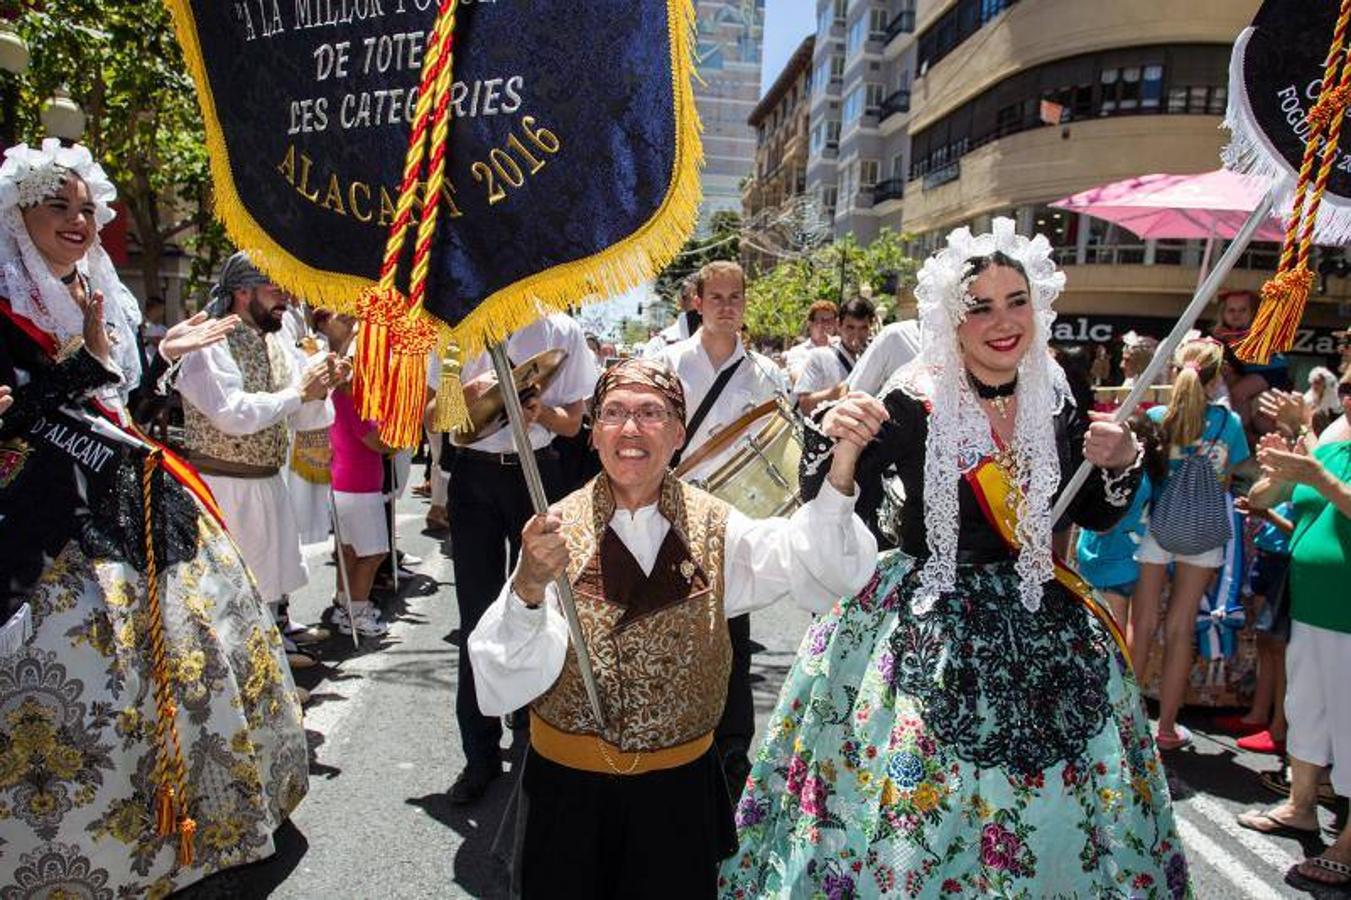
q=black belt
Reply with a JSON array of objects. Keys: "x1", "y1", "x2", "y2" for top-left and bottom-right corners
[{"x1": 456, "y1": 445, "x2": 559, "y2": 467}]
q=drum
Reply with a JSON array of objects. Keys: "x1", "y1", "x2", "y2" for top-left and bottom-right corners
[{"x1": 694, "y1": 407, "x2": 802, "y2": 518}]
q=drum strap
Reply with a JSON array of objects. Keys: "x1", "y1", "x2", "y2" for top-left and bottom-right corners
[
  {"x1": 672, "y1": 358, "x2": 743, "y2": 468},
  {"x1": 833, "y1": 347, "x2": 854, "y2": 376}
]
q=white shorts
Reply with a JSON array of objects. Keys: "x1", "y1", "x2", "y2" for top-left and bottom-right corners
[
  {"x1": 1285, "y1": 621, "x2": 1351, "y2": 795},
  {"x1": 1135, "y1": 532, "x2": 1225, "y2": 569},
  {"x1": 333, "y1": 491, "x2": 390, "y2": 557}
]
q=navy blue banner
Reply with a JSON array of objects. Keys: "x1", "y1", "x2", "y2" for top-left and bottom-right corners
[{"x1": 170, "y1": 0, "x2": 699, "y2": 338}]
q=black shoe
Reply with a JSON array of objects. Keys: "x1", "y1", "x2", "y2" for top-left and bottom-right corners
[{"x1": 448, "y1": 764, "x2": 501, "y2": 805}]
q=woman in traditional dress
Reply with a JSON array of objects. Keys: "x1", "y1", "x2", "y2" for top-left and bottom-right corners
[
  {"x1": 720, "y1": 219, "x2": 1187, "y2": 898},
  {"x1": 0, "y1": 140, "x2": 308, "y2": 895}
]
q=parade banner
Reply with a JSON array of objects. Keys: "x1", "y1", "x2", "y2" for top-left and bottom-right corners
[
  {"x1": 1225, "y1": 0, "x2": 1351, "y2": 240},
  {"x1": 1224, "y1": 0, "x2": 1351, "y2": 361},
  {"x1": 166, "y1": 0, "x2": 701, "y2": 353}
]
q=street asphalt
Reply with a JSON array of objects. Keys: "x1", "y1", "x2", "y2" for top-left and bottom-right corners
[{"x1": 175, "y1": 489, "x2": 1349, "y2": 899}]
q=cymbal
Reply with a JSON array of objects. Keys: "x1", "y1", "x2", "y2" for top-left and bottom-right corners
[{"x1": 451, "y1": 348, "x2": 569, "y2": 446}]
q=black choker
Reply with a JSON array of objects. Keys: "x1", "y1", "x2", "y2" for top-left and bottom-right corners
[
  {"x1": 969, "y1": 373, "x2": 1017, "y2": 399},
  {"x1": 971, "y1": 373, "x2": 1017, "y2": 416},
  {"x1": 60, "y1": 269, "x2": 79, "y2": 285}
]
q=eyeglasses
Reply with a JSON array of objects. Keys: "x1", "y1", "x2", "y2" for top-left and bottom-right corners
[{"x1": 595, "y1": 404, "x2": 674, "y2": 428}]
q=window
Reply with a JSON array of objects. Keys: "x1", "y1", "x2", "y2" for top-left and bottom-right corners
[
  {"x1": 866, "y1": 82, "x2": 886, "y2": 114},
  {"x1": 831, "y1": 54, "x2": 845, "y2": 81},
  {"x1": 817, "y1": 3, "x2": 835, "y2": 35},
  {"x1": 822, "y1": 185, "x2": 838, "y2": 215},
  {"x1": 848, "y1": 17, "x2": 867, "y2": 55},
  {"x1": 834, "y1": 0, "x2": 847, "y2": 24},
  {"x1": 869, "y1": 7, "x2": 889, "y2": 41},
  {"x1": 859, "y1": 159, "x2": 880, "y2": 188},
  {"x1": 843, "y1": 86, "x2": 863, "y2": 126},
  {"x1": 908, "y1": 44, "x2": 1228, "y2": 179},
  {"x1": 892, "y1": 153, "x2": 906, "y2": 178},
  {"x1": 826, "y1": 119, "x2": 841, "y2": 147}
]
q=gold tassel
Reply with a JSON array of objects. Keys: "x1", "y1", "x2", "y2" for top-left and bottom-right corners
[
  {"x1": 155, "y1": 784, "x2": 176, "y2": 837},
  {"x1": 177, "y1": 815, "x2": 197, "y2": 867},
  {"x1": 354, "y1": 287, "x2": 410, "y2": 420},
  {"x1": 432, "y1": 346, "x2": 468, "y2": 434},
  {"x1": 1237, "y1": 268, "x2": 1314, "y2": 363},
  {"x1": 377, "y1": 311, "x2": 441, "y2": 448}
]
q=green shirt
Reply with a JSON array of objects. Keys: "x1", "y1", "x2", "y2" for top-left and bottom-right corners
[{"x1": 1290, "y1": 440, "x2": 1351, "y2": 634}]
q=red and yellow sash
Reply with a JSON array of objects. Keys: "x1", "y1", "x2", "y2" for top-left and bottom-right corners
[
  {"x1": 964, "y1": 458, "x2": 1130, "y2": 661},
  {"x1": 0, "y1": 296, "x2": 225, "y2": 526}
]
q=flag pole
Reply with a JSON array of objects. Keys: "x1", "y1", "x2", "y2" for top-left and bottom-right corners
[
  {"x1": 1051, "y1": 190, "x2": 1276, "y2": 523},
  {"x1": 487, "y1": 340, "x2": 606, "y2": 729}
]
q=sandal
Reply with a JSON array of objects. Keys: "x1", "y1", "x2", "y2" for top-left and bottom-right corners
[
  {"x1": 1293, "y1": 855, "x2": 1351, "y2": 887},
  {"x1": 1155, "y1": 724, "x2": 1193, "y2": 751},
  {"x1": 1236, "y1": 809, "x2": 1321, "y2": 839},
  {"x1": 1260, "y1": 769, "x2": 1340, "y2": 802}
]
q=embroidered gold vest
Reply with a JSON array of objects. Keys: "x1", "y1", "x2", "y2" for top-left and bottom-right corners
[
  {"x1": 531, "y1": 474, "x2": 732, "y2": 753},
  {"x1": 183, "y1": 327, "x2": 292, "y2": 469}
]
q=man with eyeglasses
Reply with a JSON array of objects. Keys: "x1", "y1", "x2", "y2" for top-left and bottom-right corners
[
  {"x1": 656, "y1": 259, "x2": 788, "y2": 792},
  {"x1": 785, "y1": 298, "x2": 840, "y2": 384},
  {"x1": 467, "y1": 357, "x2": 879, "y2": 899}
]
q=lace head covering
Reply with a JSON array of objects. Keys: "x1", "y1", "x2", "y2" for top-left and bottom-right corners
[
  {"x1": 890, "y1": 217, "x2": 1068, "y2": 613},
  {"x1": 0, "y1": 139, "x2": 142, "y2": 401}
]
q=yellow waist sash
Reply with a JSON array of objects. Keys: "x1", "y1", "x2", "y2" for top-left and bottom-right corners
[
  {"x1": 529, "y1": 712, "x2": 712, "y2": 776},
  {"x1": 965, "y1": 458, "x2": 1130, "y2": 661}
]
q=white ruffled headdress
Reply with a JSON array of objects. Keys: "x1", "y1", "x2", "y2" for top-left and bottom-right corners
[
  {"x1": 889, "y1": 217, "x2": 1068, "y2": 613},
  {"x1": 0, "y1": 139, "x2": 143, "y2": 400}
]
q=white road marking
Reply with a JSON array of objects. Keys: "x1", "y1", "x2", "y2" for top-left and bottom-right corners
[
  {"x1": 1175, "y1": 815, "x2": 1290, "y2": 900},
  {"x1": 1182, "y1": 792, "x2": 1302, "y2": 874}
]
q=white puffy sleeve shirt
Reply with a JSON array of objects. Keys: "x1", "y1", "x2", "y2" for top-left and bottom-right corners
[
  {"x1": 467, "y1": 479, "x2": 878, "y2": 716},
  {"x1": 176, "y1": 337, "x2": 303, "y2": 437}
]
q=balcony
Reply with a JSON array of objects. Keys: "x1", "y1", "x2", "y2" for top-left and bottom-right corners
[
  {"x1": 873, "y1": 178, "x2": 905, "y2": 203},
  {"x1": 885, "y1": 9, "x2": 915, "y2": 45},
  {"x1": 922, "y1": 160, "x2": 961, "y2": 190},
  {"x1": 880, "y1": 88, "x2": 910, "y2": 122}
]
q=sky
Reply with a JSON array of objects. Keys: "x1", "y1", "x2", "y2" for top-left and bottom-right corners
[{"x1": 762, "y1": 0, "x2": 817, "y2": 96}]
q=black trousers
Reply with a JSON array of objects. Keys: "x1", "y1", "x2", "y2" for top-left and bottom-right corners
[
  {"x1": 715, "y1": 613, "x2": 754, "y2": 792},
  {"x1": 519, "y1": 748, "x2": 735, "y2": 900},
  {"x1": 448, "y1": 449, "x2": 562, "y2": 769}
]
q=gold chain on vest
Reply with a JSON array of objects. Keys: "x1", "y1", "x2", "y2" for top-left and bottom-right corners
[{"x1": 595, "y1": 737, "x2": 643, "y2": 775}]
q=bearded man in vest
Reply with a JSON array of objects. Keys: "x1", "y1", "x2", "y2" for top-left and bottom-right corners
[
  {"x1": 467, "y1": 358, "x2": 880, "y2": 899},
  {"x1": 178, "y1": 253, "x2": 334, "y2": 654}
]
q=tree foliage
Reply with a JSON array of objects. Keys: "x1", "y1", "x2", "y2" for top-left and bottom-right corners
[
  {"x1": 744, "y1": 228, "x2": 919, "y2": 345},
  {"x1": 15, "y1": 0, "x2": 229, "y2": 310},
  {"x1": 652, "y1": 210, "x2": 742, "y2": 319}
]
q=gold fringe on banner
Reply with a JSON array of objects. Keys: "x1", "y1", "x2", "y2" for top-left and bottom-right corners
[{"x1": 1237, "y1": 0, "x2": 1351, "y2": 364}]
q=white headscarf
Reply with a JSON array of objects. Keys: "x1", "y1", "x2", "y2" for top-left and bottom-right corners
[
  {"x1": 884, "y1": 217, "x2": 1069, "y2": 613},
  {"x1": 0, "y1": 139, "x2": 143, "y2": 402}
]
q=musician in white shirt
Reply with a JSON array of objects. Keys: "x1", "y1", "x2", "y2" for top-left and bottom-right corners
[
  {"x1": 794, "y1": 297, "x2": 877, "y2": 415},
  {"x1": 656, "y1": 259, "x2": 788, "y2": 793}
]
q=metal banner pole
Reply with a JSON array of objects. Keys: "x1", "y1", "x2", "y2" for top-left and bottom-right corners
[
  {"x1": 388, "y1": 458, "x2": 399, "y2": 594},
  {"x1": 329, "y1": 486, "x2": 362, "y2": 649},
  {"x1": 1051, "y1": 191, "x2": 1276, "y2": 523},
  {"x1": 487, "y1": 340, "x2": 606, "y2": 729}
]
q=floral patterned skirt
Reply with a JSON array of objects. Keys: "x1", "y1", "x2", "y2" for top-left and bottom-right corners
[
  {"x1": 0, "y1": 517, "x2": 309, "y2": 898},
  {"x1": 719, "y1": 552, "x2": 1188, "y2": 899}
]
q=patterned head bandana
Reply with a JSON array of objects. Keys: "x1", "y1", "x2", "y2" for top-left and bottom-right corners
[
  {"x1": 207, "y1": 251, "x2": 273, "y2": 318},
  {"x1": 592, "y1": 357, "x2": 686, "y2": 422}
]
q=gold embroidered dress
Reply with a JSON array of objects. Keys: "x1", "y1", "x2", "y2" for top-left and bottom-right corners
[{"x1": 0, "y1": 296, "x2": 308, "y2": 896}]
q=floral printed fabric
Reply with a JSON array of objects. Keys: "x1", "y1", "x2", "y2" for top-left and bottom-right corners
[
  {"x1": 720, "y1": 552, "x2": 1188, "y2": 899},
  {"x1": 0, "y1": 517, "x2": 308, "y2": 898}
]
